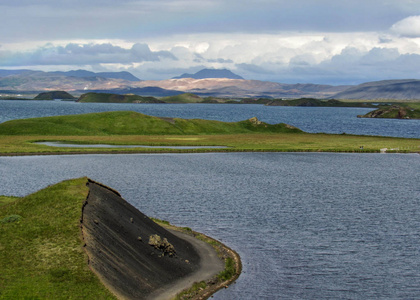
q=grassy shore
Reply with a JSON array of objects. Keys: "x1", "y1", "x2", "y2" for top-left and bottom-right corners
[
  {"x1": 0, "y1": 178, "x2": 116, "y2": 299},
  {"x1": 0, "y1": 111, "x2": 418, "y2": 155},
  {"x1": 0, "y1": 178, "x2": 241, "y2": 300},
  {"x1": 1, "y1": 133, "x2": 419, "y2": 155}
]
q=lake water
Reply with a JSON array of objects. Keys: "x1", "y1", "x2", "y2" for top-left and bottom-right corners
[
  {"x1": 1, "y1": 100, "x2": 419, "y2": 138},
  {"x1": 0, "y1": 101, "x2": 420, "y2": 299},
  {"x1": 0, "y1": 153, "x2": 419, "y2": 299}
]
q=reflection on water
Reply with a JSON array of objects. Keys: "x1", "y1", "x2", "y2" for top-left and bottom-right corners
[{"x1": 1, "y1": 152, "x2": 419, "y2": 299}]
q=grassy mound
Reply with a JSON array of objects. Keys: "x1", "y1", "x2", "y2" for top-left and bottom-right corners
[
  {"x1": 77, "y1": 93, "x2": 164, "y2": 103},
  {"x1": 0, "y1": 178, "x2": 115, "y2": 299},
  {"x1": 34, "y1": 91, "x2": 76, "y2": 100},
  {"x1": 0, "y1": 111, "x2": 303, "y2": 136},
  {"x1": 266, "y1": 98, "x2": 374, "y2": 107},
  {"x1": 161, "y1": 93, "x2": 204, "y2": 103}
]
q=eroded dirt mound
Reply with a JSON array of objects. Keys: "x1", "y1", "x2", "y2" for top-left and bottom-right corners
[{"x1": 80, "y1": 179, "x2": 200, "y2": 299}]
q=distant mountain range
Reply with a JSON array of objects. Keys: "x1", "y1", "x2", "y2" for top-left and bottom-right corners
[
  {"x1": 332, "y1": 79, "x2": 420, "y2": 100},
  {"x1": 1, "y1": 68, "x2": 420, "y2": 99},
  {"x1": 173, "y1": 68, "x2": 244, "y2": 80}
]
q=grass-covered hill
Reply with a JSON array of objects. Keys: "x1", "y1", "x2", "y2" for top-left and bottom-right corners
[
  {"x1": 77, "y1": 92, "x2": 164, "y2": 103},
  {"x1": 77, "y1": 92, "x2": 225, "y2": 104},
  {"x1": 0, "y1": 178, "x2": 116, "y2": 299},
  {"x1": 0, "y1": 111, "x2": 303, "y2": 136},
  {"x1": 34, "y1": 91, "x2": 76, "y2": 100},
  {"x1": 161, "y1": 93, "x2": 203, "y2": 103},
  {"x1": 358, "y1": 103, "x2": 420, "y2": 119},
  {"x1": 265, "y1": 98, "x2": 375, "y2": 107}
]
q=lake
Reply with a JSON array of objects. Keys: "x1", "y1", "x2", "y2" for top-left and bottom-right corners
[
  {"x1": 1, "y1": 100, "x2": 419, "y2": 138},
  {"x1": 0, "y1": 100, "x2": 419, "y2": 299},
  {"x1": 0, "y1": 153, "x2": 419, "y2": 299}
]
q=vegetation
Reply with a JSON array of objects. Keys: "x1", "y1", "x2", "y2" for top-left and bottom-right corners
[
  {"x1": 218, "y1": 257, "x2": 236, "y2": 281},
  {"x1": 77, "y1": 92, "x2": 164, "y2": 103},
  {"x1": 358, "y1": 103, "x2": 420, "y2": 119},
  {"x1": 0, "y1": 196, "x2": 19, "y2": 207},
  {"x1": 34, "y1": 91, "x2": 76, "y2": 100},
  {"x1": 0, "y1": 111, "x2": 302, "y2": 136},
  {"x1": 161, "y1": 93, "x2": 203, "y2": 103},
  {"x1": 0, "y1": 111, "x2": 418, "y2": 155},
  {"x1": 265, "y1": 98, "x2": 375, "y2": 107},
  {"x1": 0, "y1": 178, "x2": 116, "y2": 299}
]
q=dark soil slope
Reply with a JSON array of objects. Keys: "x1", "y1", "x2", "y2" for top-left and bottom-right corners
[{"x1": 81, "y1": 180, "x2": 201, "y2": 299}]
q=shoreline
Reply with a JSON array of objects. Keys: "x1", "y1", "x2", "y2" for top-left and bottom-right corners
[
  {"x1": 149, "y1": 227, "x2": 242, "y2": 300},
  {"x1": 0, "y1": 148, "x2": 418, "y2": 157}
]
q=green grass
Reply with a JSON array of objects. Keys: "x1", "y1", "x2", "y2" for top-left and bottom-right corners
[
  {"x1": 0, "y1": 196, "x2": 19, "y2": 207},
  {"x1": 0, "y1": 111, "x2": 302, "y2": 136},
  {"x1": 0, "y1": 178, "x2": 116, "y2": 299},
  {"x1": 0, "y1": 111, "x2": 418, "y2": 155},
  {"x1": 218, "y1": 258, "x2": 236, "y2": 281},
  {"x1": 161, "y1": 93, "x2": 204, "y2": 103},
  {"x1": 78, "y1": 93, "x2": 162, "y2": 103},
  {"x1": 266, "y1": 98, "x2": 375, "y2": 107}
]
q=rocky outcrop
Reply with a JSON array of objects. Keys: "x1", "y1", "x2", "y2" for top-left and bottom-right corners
[
  {"x1": 248, "y1": 116, "x2": 263, "y2": 125},
  {"x1": 148, "y1": 234, "x2": 176, "y2": 257}
]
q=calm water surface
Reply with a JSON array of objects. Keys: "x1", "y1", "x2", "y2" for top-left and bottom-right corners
[
  {"x1": 1, "y1": 100, "x2": 419, "y2": 138},
  {"x1": 1, "y1": 153, "x2": 419, "y2": 299}
]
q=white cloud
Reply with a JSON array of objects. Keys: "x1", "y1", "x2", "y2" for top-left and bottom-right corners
[
  {"x1": 391, "y1": 15, "x2": 420, "y2": 37},
  {"x1": 1, "y1": 29, "x2": 420, "y2": 84}
]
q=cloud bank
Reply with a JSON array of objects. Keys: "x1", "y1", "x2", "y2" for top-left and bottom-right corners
[{"x1": 1, "y1": 1, "x2": 420, "y2": 84}]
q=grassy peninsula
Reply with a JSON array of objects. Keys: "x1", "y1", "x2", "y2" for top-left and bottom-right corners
[
  {"x1": 0, "y1": 178, "x2": 241, "y2": 299},
  {"x1": 0, "y1": 111, "x2": 418, "y2": 155},
  {"x1": 357, "y1": 103, "x2": 420, "y2": 119}
]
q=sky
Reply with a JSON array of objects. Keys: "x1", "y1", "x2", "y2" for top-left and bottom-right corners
[{"x1": 1, "y1": 0, "x2": 420, "y2": 85}]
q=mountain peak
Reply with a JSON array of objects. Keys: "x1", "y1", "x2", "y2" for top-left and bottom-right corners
[{"x1": 173, "y1": 68, "x2": 244, "y2": 80}]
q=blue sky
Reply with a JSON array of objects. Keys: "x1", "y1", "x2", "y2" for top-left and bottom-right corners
[{"x1": 1, "y1": 0, "x2": 420, "y2": 84}]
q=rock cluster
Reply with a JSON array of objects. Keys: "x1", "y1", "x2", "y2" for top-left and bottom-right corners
[{"x1": 148, "y1": 234, "x2": 176, "y2": 257}]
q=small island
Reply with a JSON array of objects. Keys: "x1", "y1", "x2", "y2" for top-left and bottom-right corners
[
  {"x1": 34, "y1": 91, "x2": 76, "y2": 100},
  {"x1": 0, "y1": 178, "x2": 241, "y2": 299},
  {"x1": 264, "y1": 98, "x2": 375, "y2": 107},
  {"x1": 77, "y1": 92, "x2": 164, "y2": 103}
]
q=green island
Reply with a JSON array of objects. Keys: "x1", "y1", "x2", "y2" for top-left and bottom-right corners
[
  {"x1": 78, "y1": 92, "x2": 164, "y2": 103},
  {"x1": 34, "y1": 91, "x2": 76, "y2": 100},
  {"x1": 77, "y1": 92, "x2": 378, "y2": 107},
  {"x1": 0, "y1": 178, "x2": 241, "y2": 299},
  {"x1": 0, "y1": 111, "x2": 418, "y2": 154},
  {"x1": 264, "y1": 98, "x2": 375, "y2": 107},
  {"x1": 358, "y1": 103, "x2": 420, "y2": 119}
]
